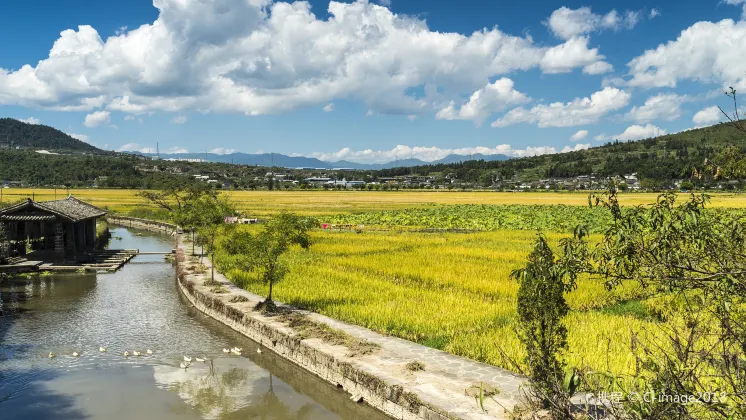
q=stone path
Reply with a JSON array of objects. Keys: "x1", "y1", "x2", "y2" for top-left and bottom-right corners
[{"x1": 180, "y1": 237, "x2": 527, "y2": 419}]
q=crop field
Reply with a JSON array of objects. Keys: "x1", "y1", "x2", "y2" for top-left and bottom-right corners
[
  {"x1": 214, "y1": 227, "x2": 664, "y2": 375},
  {"x1": 5, "y1": 188, "x2": 742, "y2": 375},
  {"x1": 2, "y1": 188, "x2": 746, "y2": 217}
]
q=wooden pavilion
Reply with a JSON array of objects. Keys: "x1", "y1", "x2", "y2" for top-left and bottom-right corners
[{"x1": 0, "y1": 195, "x2": 107, "y2": 261}]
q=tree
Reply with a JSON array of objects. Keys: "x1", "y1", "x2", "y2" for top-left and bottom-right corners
[
  {"x1": 510, "y1": 234, "x2": 580, "y2": 419},
  {"x1": 137, "y1": 180, "x2": 216, "y2": 228},
  {"x1": 189, "y1": 194, "x2": 236, "y2": 281},
  {"x1": 548, "y1": 187, "x2": 746, "y2": 419},
  {"x1": 226, "y1": 213, "x2": 315, "y2": 309}
]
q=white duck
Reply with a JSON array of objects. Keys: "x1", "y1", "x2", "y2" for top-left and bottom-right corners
[
  {"x1": 232, "y1": 347, "x2": 243, "y2": 352},
  {"x1": 99, "y1": 347, "x2": 107, "y2": 352},
  {"x1": 133, "y1": 351, "x2": 142, "y2": 356},
  {"x1": 222, "y1": 348, "x2": 230, "y2": 353},
  {"x1": 180, "y1": 362, "x2": 190, "y2": 370},
  {"x1": 146, "y1": 349, "x2": 153, "y2": 355},
  {"x1": 195, "y1": 357, "x2": 206, "y2": 362},
  {"x1": 183, "y1": 356, "x2": 192, "y2": 362},
  {"x1": 257, "y1": 348, "x2": 262, "y2": 354},
  {"x1": 230, "y1": 348, "x2": 242, "y2": 355},
  {"x1": 48, "y1": 352, "x2": 55, "y2": 358},
  {"x1": 72, "y1": 352, "x2": 80, "y2": 357},
  {"x1": 123, "y1": 351, "x2": 130, "y2": 357}
]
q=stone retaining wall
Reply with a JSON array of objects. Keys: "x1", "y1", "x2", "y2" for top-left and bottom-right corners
[{"x1": 107, "y1": 216, "x2": 178, "y2": 234}]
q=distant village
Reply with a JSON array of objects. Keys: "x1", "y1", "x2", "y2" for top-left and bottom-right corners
[
  {"x1": 123, "y1": 161, "x2": 702, "y2": 192},
  {"x1": 0, "y1": 145, "x2": 735, "y2": 192}
]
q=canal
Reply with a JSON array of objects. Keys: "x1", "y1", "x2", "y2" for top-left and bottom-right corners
[{"x1": 0, "y1": 227, "x2": 388, "y2": 419}]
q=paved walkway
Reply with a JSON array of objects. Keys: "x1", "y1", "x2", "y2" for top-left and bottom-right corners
[{"x1": 180, "y1": 236, "x2": 526, "y2": 419}]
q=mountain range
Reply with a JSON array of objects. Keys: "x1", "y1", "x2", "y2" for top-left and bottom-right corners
[
  {"x1": 0, "y1": 118, "x2": 510, "y2": 169},
  {"x1": 131, "y1": 151, "x2": 510, "y2": 169}
]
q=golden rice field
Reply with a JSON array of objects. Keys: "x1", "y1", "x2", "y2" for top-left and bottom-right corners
[
  {"x1": 3, "y1": 188, "x2": 746, "y2": 217},
  {"x1": 214, "y1": 228, "x2": 661, "y2": 375},
  {"x1": 5, "y1": 188, "x2": 735, "y2": 374}
]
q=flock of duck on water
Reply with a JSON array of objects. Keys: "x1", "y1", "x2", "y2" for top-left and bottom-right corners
[{"x1": 46, "y1": 346, "x2": 262, "y2": 370}]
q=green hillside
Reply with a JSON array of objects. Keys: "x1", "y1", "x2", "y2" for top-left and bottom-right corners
[
  {"x1": 376, "y1": 122, "x2": 746, "y2": 182},
  {"x1": 0, "y1": 118, "x2": 100, "y2": 152}
]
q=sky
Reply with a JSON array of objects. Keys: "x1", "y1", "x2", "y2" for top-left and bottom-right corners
[{"x1": 1, "y1": 0, "x2": 746, "y2": 163}]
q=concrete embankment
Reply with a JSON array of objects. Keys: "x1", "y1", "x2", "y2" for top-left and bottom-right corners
[{"x1": 108, "y1": 216, "x2": 525, "y2": 419}]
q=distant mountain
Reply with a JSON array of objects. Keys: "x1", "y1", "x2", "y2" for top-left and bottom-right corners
[
  {"x1": 135, "y1": 151, "x2": 510, "y2": 170},
  {"x1": 0, "y1": 118, "x2": 100, "y2": 152},
  {"x1": 134, "y1": 152, "x2": 334, "y2": 168}
]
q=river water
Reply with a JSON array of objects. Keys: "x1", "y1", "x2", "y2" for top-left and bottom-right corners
[{"x1": 0, "y1": 227, "x2": 387, "y2": 419}]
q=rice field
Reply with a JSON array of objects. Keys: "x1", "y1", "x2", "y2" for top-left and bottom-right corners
[
  {"x1": 5, "y1": 187, "x2": 738, "y2": 374},
  {"x1": 3, "y1": 188, "x2": 746, "y2": 217},
  {"x1": 214, "y1": 228, "x2": 661, "y2": 375}
]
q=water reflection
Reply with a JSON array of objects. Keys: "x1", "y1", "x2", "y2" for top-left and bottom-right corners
[{"x1": 0, "y1": 227, "x2": 387, "y2": 419}]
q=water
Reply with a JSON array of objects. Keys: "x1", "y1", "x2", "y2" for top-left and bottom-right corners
[{"x1": 0, "y1": 227, "x2": 387, "y2": 419}]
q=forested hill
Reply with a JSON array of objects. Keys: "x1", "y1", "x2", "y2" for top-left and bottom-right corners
[
  {"x1": 0, "y1": 118, "x2": 100, "y2": 152},
  {"x1": 377, "y1": 122, "x2": 746, "y2": 181}
]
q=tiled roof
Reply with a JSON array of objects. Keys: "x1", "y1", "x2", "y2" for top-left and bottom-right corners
[
  {"x1": 0, "y1": 212, "x2": 57, "y2": 221},
  {"x1": 0, "y1": 195, "x2": 107, "y2": 222}
]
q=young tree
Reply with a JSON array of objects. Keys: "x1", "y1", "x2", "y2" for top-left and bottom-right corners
[
  {"x1": 188, "y1": 194, "x2": 235, "y2": 281},
  {"x1": 225, "y1": 212, "x2": 315, "y2": 309},
  {"x1": 511, "y1": 234, "x2": 579, "y2": 418}
]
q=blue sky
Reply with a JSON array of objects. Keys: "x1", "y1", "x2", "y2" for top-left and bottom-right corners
[{"x1": 1, "y1": 0, "x2": 745, "y2": 163}]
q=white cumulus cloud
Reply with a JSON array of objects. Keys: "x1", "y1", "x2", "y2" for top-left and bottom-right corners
[
  {"x1": 570, "y1": 130, "x2": 589, "y2": 141},
  {"x1": 322, "y1": 103, "x2": 334, "y2": 112},
  {"x1": 210, "y1": 147, "x2": 237, "y2": 155},
  {"x1": 0, "y1": 0, "x2": 622, "y2": 118},
  {"x1": 435, "y1": 78, "x2": 530, "y2": 125},
  {"x1": 21, "y1": 117, "x2": 40, "y2": 124},
  {"x1": 166, "y1": 146, "x2": 189, "y2": 153},
  {"x1": 625, "y1": 93, "x2": 686, "y2": 123},
  {"x1": 539, "y1": 37, "x2": 609, "y2": 74},
  {"x1": 596, "y1": 124, "x2": 667, "y2": 142},
  {"x1": 582, "y1": 61, "x2": 614, "y2": 75},
  {"x1": 561, "y1": 143, "x2": 591, "y2": 153},
  {"x1": 492, "y1": 87, "x2": 631, "y2": 128},
  {"x1": 545, "y1": 6, "x2": 643, "y2": 40},
  {"x1": 627, "y1": 19, "x2": 746, "y2": 90},
  {"x1": 692, "y1": 105, "x2": 723, "y2": 125},
  {"x1": 83, "y1": 110, "x2": 111, "y2": 127}
]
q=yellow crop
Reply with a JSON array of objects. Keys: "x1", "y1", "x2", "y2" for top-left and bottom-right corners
[
  {"x1": 215, "y1": 228, "x2": 657, "y2": 375},
  {"x1": 3, "y1": 188, "x2": 746, "y2": 217}
]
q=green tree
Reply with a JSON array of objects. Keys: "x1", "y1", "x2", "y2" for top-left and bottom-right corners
[
  {"x1": 511, "y1": 235, "x2": 579, "y2": 418},
  {"x1": 226, "y1": 213, "x2": 315, "y2": 308},
  {"x1": 188, "y1": 194, "x2": 235, "y2": 280},
  {"x1": 538, "y1": 187, "x2": 746, "y2": 419},
  {"x1": 137, "y1": 180, "x2": 216, "y2": 228}
]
